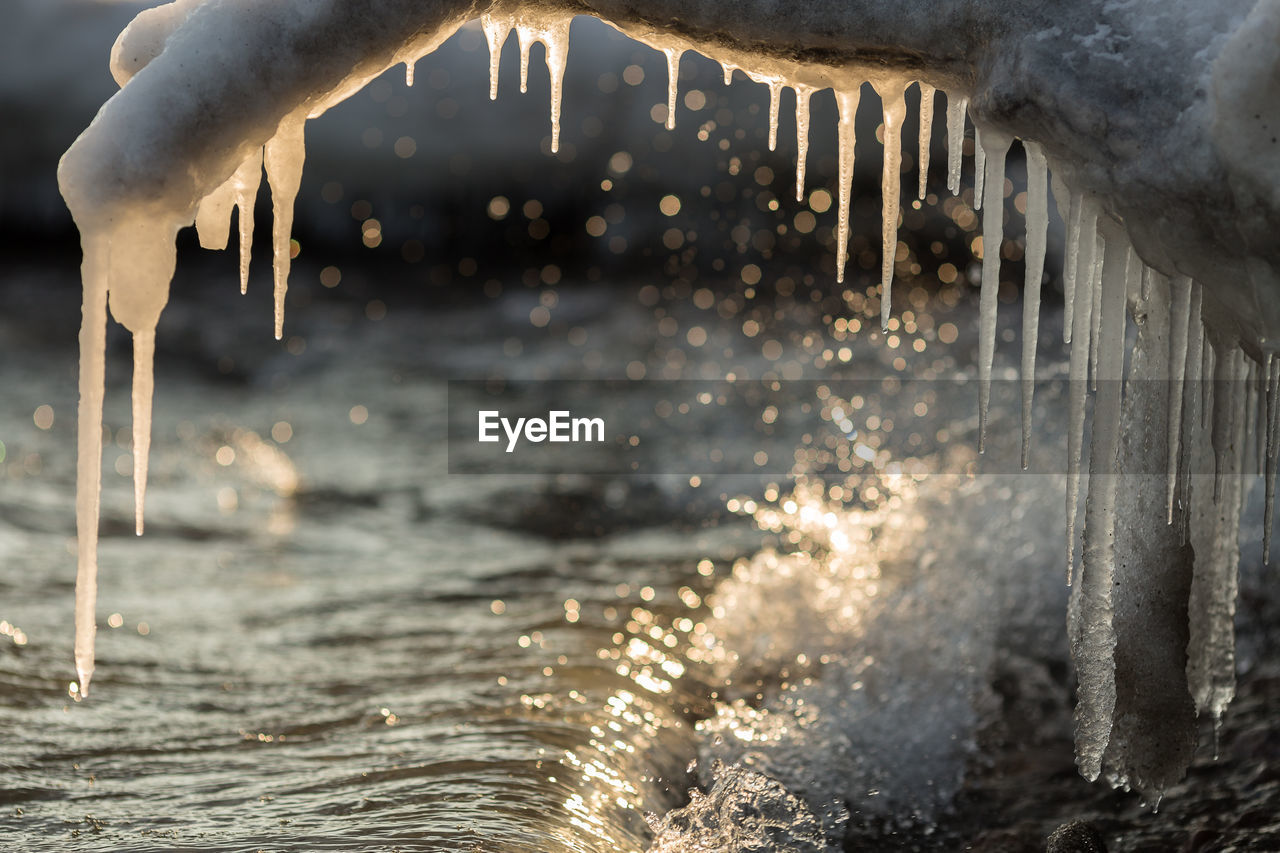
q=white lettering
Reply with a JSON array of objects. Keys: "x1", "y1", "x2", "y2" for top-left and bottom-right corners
[
  {"x1": 502, "y1": 416, "x2": 525, "y2": 453},
  {"x1": 479, "y1": 410, "x2": 606, "y2": 452},
  {"x1": 478, "y1": 411, "x2": 500, "y2": 442}
]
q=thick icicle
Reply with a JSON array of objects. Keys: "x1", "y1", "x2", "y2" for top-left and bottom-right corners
[
  {"x1": 976, "y1": 129, "x2": 1011, "y2": 451},
  {"x1": 664, "y1": 48, "x2": 683, "y2": 132},
  {"x1": 263, "y1": 117, "x2": 306, "y2": 340},
  {"x1": 1071, "y1": 219, "x2": 1131, "y2": 783},
  {"x1": 945, "y1": 94, "x2": 966, "y2": 195},
  {"x1": 74, "y1": 236, "x2": 109, "y2": 698},
  {"x1": 1102, "y1": 267, "x2": 1198, "y2": 801},
  {"x1": 1179, "y1": 287, "x2": 1206, "y2": 540},
  {"x1": 1020, "y1": 141, "x2": 1048, "y2": 468},
  {"x1": 1166, "y1": 275, "x2": 1193, "y2": 523},
  {"x1": 1188, "y1": 342, "x2": 1246, "y2": 731},
  {"x1": 917, "y1": 82, "x2": 935, "y2": 200},
  {"x1": 877, "y1": 80, "x2": 908, "y2": 331},
  {"x1": 834, "y1": 86, "x2": 862, "y2": 285},
  {"x1": 482, "y1": 14, "x2": 509, "y2": 100},
  {"x1": 194, "y1": 174, "x2": 237, "y2": 252},
  {"x1": 1066, "y1": 201, "x2": 1101, "y2": 581},
  {"x1": 1266, "y1": 356, "x2": 1279, "y2": 562},
  {"x1": 766, "y1": 80, "x2": 781, "y2": 150},
  {"x1": 973, "y1": 125, "x2": 986, "y2": 210},
  {"x1": 132, "y1": 329, "x2": 154, "y2": 537},
  {"x1": 794, "y1": 85, "x2": 813, "y2": 202},
  {"x1": 721, "y1": 62, "x2": 733, "y2": 87},
  {"x1": 1061, "y1": 193, "x2": 1083, "y2": 344}
]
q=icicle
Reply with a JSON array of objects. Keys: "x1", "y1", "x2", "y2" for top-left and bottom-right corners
[
  {"x1": 1244, "y1": 360, "x2": 1260, "y2": 484},
  {"x1": 722, "y1": 62, "x2": 734, "y2": 87},
  {"x1": 544, "y1": 20, "x2": 571, "y2": 152},
  {"x1": 482, "y1": 15, "x2": 509, "y2": 100},
  {"x1": 1088, "y1": 232, "x2": 1105, "y2": 390},
  {"x1": 263, "y1": 116, "x2": 306, "y2": 340},
  {"x1": 1066, "y1": 201, "x2": 1101, "y2": 581},
  {"x1": 976, "y1": 130, "x2": 1011, "y2": 449},
  {"x1": 1166, "y1": 275, "x2": 1193, "y2": 523},
  {"x1": 834, "y1": 86, "x2": 862, "y2": 285},
  {"x1": 194, "y1": 175, "x2": 236, "y2": 251},
  {"x1": 664, "y1": 48, "x2": 683, "y2": 132},
  {"x1": 516, "y1": 26, "x2": 534, "y2": 94},
  {"x1": 876, "y1": 80, "x2": 908, "y2": 331},
  {"x1": 973, "y1": 125, "x2": 986, "y2": 209},
  {"x1": 917, "y1": 83, "x2": 935, "y2": 200},
  {"x1": 1179, "y1": 287, "x2": 1206, "y2": 540},
  {"x1": 1188, "y1": 343, "x2": 1245, "y2": 729},
  {"x1": 74, "y1": 234, "x2": 109, "y2": 699},
  {"x1": 132, "y1": 329, "x2": 154, "y2": 537},
  {"x1": 1071, "y1": 219, "x2": 1131, "y2": 782},
  {"x1": 766, "y1": 80, "x2": 781, "y2": 150},
  {"x1": 405, "y1": 60, "x2": 415, "y2": 87},
  {"x1": 945, "y1": 93, "x2": 967, "y2": 195},
  {"x1": 1020, "y1": 142, "x2": 1048, "y2": 468},
  {"x1": 1266, "y1": 355, "x2": 1279, "y2": 562},
  {"x1": 1202, "y1": 331, "x2": 1215, "y2": 431},
  {"x1": 794, "y1": 85, "x2": 813, "y2": 202},
  {"x1": 232, "y1": 149, "x2": 263, "y2": 295},
  {"x1": 1062, "y1": 193, "x2": 1083, "y2": 344}
]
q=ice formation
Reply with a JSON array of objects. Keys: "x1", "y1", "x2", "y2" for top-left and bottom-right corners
[{"x1": 56, "y1": 0, "x2": 1280, "y2": 808}]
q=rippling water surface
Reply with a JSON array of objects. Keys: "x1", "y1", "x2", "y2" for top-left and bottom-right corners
[{"x1": 2, "y1": 262, "x2": 1278, "y2": 853}]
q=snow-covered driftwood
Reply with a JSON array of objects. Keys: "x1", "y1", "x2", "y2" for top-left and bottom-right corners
[{"x1": 57, "y1": 0, "x2": 1280, "y2": 804}]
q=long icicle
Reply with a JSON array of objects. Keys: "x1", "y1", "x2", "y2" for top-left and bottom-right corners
[
  {"x1": 1020, "y1": 142, "x2": 1048, "y2": 468},
  {"x1": 917, "y1": 82, "x2": 935, "y2": 200},
  {"x1": 794, "y1": 85, "x2": 813, "y2": 202},
  {"x1": 1089, "y1": 231, "x2": 1104, "y2": 391},
  {"x1": 664, "y1": 48, "x2": 683, "y2": 131},
  {"x1": 264, "y1": 117, "x2": 306, "y2": 340},
  {"x1": 482, "y1": 15, "x2": 509, "y2": 100},
  {"x1": 877, "y1": 80, "x2": 907, "y2": 331},
  {"x1": 132, "y1": 329, "x2": 155, "y2": 537},
  {"x1": 946, "y1": 94, "x2": 967, "y2": 195},
  {"x1": 766, "y1": 80, "x2": 781, "y2": 150},
  {"x1": 1067, "y1": 200, "x2": 1101, "y2": 582},
  {"x1": 1266, "y1": 355, "x2": 1279, "y2": 562},
  {"x1": 1062, "y1": 193, "x2": 1083, "y2": 343},
  {"x1": 976, "y1": 130, "x2": 1011, "y2": 451},
  {"x1": 516, "y1": 26, "x2": 533, "y2": 93},
  {"x1": 834, "y1": 86, "x2": 862, "y2": 285},
  {"x1": 1166, "y1": 275, "x2": 1193, "y2": 523},
  {"x1": 1179, "y1": 286, "x2": 1205, "y2": 541},
  {"x1": 75, "y1": 234, "x2": 109, "y2": 699},
  {"x1": 545, "y1": 19, "x2": 571, "y2": 152},
  {"x1": 1072, "y1": 219, "x2": 1131, "y2": 783}
]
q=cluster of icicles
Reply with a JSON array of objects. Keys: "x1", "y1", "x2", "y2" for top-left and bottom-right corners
[{"x1": 67, "y1": 4, "x2": 1270, "y2": 802}]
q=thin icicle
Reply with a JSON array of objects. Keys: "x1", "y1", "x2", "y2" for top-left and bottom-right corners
[
  {"x1": 1166, "y1": 275, "x2": 1193, "y2": 523},
  {"x1": 1179, "y1": 287, "x2": 1206, "y2": 540},
  {"x1": 1067, "y1": 201, "x2": 1101, "y2": 582},
  {"x1": 132, "y1": 329, "x2": 154, "y2": 537},
  {"x1": 877, "y1": 80, "x2": 908, "y2": 331},
  {"x1": 945, "y1": 93, "x2": 967, "y2": 195},
  {"x1": 1266, "y1": 355, "x2": 1279, "y2": 562},
  {"x1": 794, "y1": 85, "x2": 813, "y2": 202},
  {"x1": 516, "y1": 26, "x2": 534, "y2": 94},
  {"x1": 834, "y1": 86, "x2": 862, "y2": 285},
  {"x1": 1202, "y1": 330, "x2": 1215, "y2": 431},
  {"x1": 263, "y1": 117, "x2": 306, "y2": 340},
  {"x1": 74, "y1": 234, "x2": 109, "y2": 699},
  {"x1": 973, "y1": 125, "x2": 986, "y2": 209},
  {"x1": 766, "y1": 80, "x2": 781, "y2": 150},
  {"x1": 664, "y1": 48, "x2": 683, "y2": 132},
  {"x1": 1062, "y1": 193, "x2": 1083, "y2": 344},
  {"x1": 482, "y1": 15, "x2": 509, "y2": 100},
  {"x1": 917, "y1": 82, "x2": 935, "y2": 200},
  {"x1": 544, "y1": 19, "x2": 571, "y2": 152},
  {"x1": 1088, "y1": 231, "x2": 1104, "y2": 390},
  {"x1": 1072, "y1": 219, "x2": 1131, "y2": 783},
  {"x1": 976, "y1": 130, "x2": 1011, "y2": 451},
  {"x1": 1020, "y1": 142, "x2": 1048, "y2": 468},
  {"x1": 232, "y1": 149, "x2": 263, "y2": 295},
  {"x1": 405, "y1": 60, "x2": 415, "y2": 87}
]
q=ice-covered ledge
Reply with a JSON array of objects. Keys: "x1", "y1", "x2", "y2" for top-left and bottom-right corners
[{"x1": 61, "y1": 0, "x2": 1280, "y2": 349}]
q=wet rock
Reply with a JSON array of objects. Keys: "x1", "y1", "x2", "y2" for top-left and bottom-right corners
[{"x1": 1046, "y1": 820, "x2": 1106, "y2": 853}]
